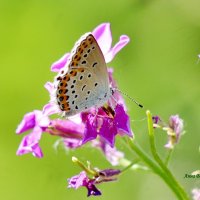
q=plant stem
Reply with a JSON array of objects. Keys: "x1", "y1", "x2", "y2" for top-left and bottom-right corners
[
  {"x1": 121, "y1": 158, "x2": 140, "y2": 173},
  {"x1": 126, "y1": 138, "x2": 184, "y2": 200},
  {"x1": 165, "y1": 149, "x2": 173, "y2": 166},
  {"x1": 72, "y1": 157, "x2": 96, "y2": 176},
  {"x1": 146, "y1": 110, "x2": 189, "y2": 200}
]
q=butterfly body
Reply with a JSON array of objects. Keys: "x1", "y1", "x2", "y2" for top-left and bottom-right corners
[{"x1": 54, "y1": 33, "x2": 112, "y2": 117}]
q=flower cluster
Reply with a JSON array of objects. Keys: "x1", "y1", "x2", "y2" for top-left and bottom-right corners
[
  {"x1": 16, "y1": 22, "x2": 190, "y2": 199},
  {"x1": 153, "y1": 114, "x2": 184, "y2": 149},
  {"x1": 68, "y1": 157, "x2": 121, "y2": 197},
  {"x1": 16, "y1": 23, "x2": 131, "y2": 164}
]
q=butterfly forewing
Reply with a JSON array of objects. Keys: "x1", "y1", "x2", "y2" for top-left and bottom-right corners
[{"x1": 55, "y1": 33, "x2": 111, "y2": 117}]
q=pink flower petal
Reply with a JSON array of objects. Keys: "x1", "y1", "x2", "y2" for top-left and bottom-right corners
[
  {"x1": 16, "y1": 127, "x2": 43, "y2": 158},
  {"x1": 105, "y1": 35, "x2": 130, "y2": 63},
  {"x1": 114, "y1": 104, "x2": 132, "y2": 137},
  {"x1": 33, "y1": 110, "x2": 50, "y2": 127},
  {"x1": 16, "y1": 112, "x2": 36, "y2": 134},
  {"x1": 47, "y1": 119, "x2": 84, "y2": 139},
  {"x1": 92, "y1": 23, "x2": 112, "y2": 56},
  {"x1": 51, "y1": 53, "x2": 70, "y2": 72},
  {"x1": 42, "y1": 103, "x2": 60, "y2": 116},
  {"x1": 99, "y1": 118, "x2": 117, "y2": 148},
  {"x1": 81, "y1": 114, "x2": 98, "y2": 145},
  {"x1": 44, "y1": 82, "x2": 54, "y2": 93},
  {"x1": 68, "y1": 171, "x2": 87, "y2": 189}
]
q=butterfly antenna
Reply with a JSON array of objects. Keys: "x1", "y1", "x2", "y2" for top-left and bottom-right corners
[{"x1": 113, "y1": 88, "x2": 143, "y2": 108}]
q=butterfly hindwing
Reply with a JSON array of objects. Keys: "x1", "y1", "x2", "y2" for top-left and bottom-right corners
[{"x1": 55, "y1": 33, "x2": 111, "y2": 117}]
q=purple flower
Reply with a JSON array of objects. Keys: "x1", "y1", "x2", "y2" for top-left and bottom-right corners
[
  {"x1": 164, "y1": 115, "x2": 184, "y2": 149},
  {"x1": 16, "y1": 110, "x2": 50, "y2": 157},
  {"x1": 16, "y1": 23, "x2": 132, "y2": 158},
  {"x1": 152, "y1": 115, "x2": 161, "y2": 125},
  {"x1": 152, "y1": 114, "x2": 184, "y2": 149},
  {"x1": 81, "y1": 103, "x2": 132, "y2": 148},
  {"x1": 44, "y1": 22, "x2": 132, "y2": 148},
  {"x1": 47, "y1": 116, "x2": 126, "y2": 164},
  {"x1": 192, "y1": 188, "x2": 200, "y2": 200},
  {"x1": 46, "y1": 118, "x2": 84, "y2": 149},
  {"x1": 68, "y1": 171, "x2": 101, "y2": 196},
  {"x1": 45, "y1": 65, "x2": 132, "y2": 148},
  {"x1": 51, "y1": 23, "x2": 129, "y2": 72},
  {"x1": 47, "y1": 119, "x2": 84, "y2": 139},
  {"x1": 68, "y1": 168, "x2": 121, "y2": 197}
]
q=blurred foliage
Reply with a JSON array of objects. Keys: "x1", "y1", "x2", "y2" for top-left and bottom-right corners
[{"x1": 0, "y1": 0, "x2": 200, "y2": 199}]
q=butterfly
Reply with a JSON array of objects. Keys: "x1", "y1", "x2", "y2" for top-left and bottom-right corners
[{"x1": 54, "y1": 33, "x2": 112, "y2": 117}]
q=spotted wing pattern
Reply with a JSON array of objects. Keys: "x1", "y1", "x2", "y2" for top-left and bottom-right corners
[{"x1": 54, "y1": 33, "x2": 111, "y2": 117}]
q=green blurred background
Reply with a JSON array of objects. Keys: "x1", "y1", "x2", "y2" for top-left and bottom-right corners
[{"x1": 1, "y1": 0, "x2": 200, "y2": 199}]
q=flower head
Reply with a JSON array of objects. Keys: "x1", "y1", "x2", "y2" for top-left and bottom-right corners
[
  {"x1": 45, "y1": 70, "x2": 132, "y2": 148},
  {"x1": 68, "y1": 171, "x2": 102, "y2": 196},
  {"x1": 68, "y1": 157, "x2": 121, "y2": 196},
  {"x1": 81, "y1": 103, "x2": 132, "y2": 148},
  {"x1": 152, "y1": 115, "x2": 161, "y2": 128},
  {"x1": 16, "y1": 109, "x2": 50, "y2": 157},
  {"x1": 164, "y1": 115, "x2": 184, "y2": 149},
  {"x1": 16, "y1": 23, "x2": 132, "y2": 158},
  {"x1": 152, "y1": 114, "x2": 184, "y2": 149}
]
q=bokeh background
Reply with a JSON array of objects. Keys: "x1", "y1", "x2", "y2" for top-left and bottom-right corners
[{"x1": 1, "y1": 0, "x2": 200, "y2": 199}]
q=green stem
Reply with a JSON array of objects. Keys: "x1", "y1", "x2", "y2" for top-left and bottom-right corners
[
  {"x1": 165, "y1": 149, "x2": 173, "y2": 166},
  {"x1": 120, "y1": 158, "x2": 141, "y2": 173},
  {"x1": 119, "y1": 158, "x2": 150, "y2": 172},
  {"x1": 72, "y1": 157, "x2": 96, "y2": 176},
  {"x1": 126, "y1": 138, "x2": 183, "y2": 200},
  {"x1": 146, "y1": 110, "x2": 189, "y2": 200}
]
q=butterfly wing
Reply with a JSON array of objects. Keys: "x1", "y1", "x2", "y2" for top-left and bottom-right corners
[{"x1": 55, "y1": 33, "x2": 111, "y2": 117}]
